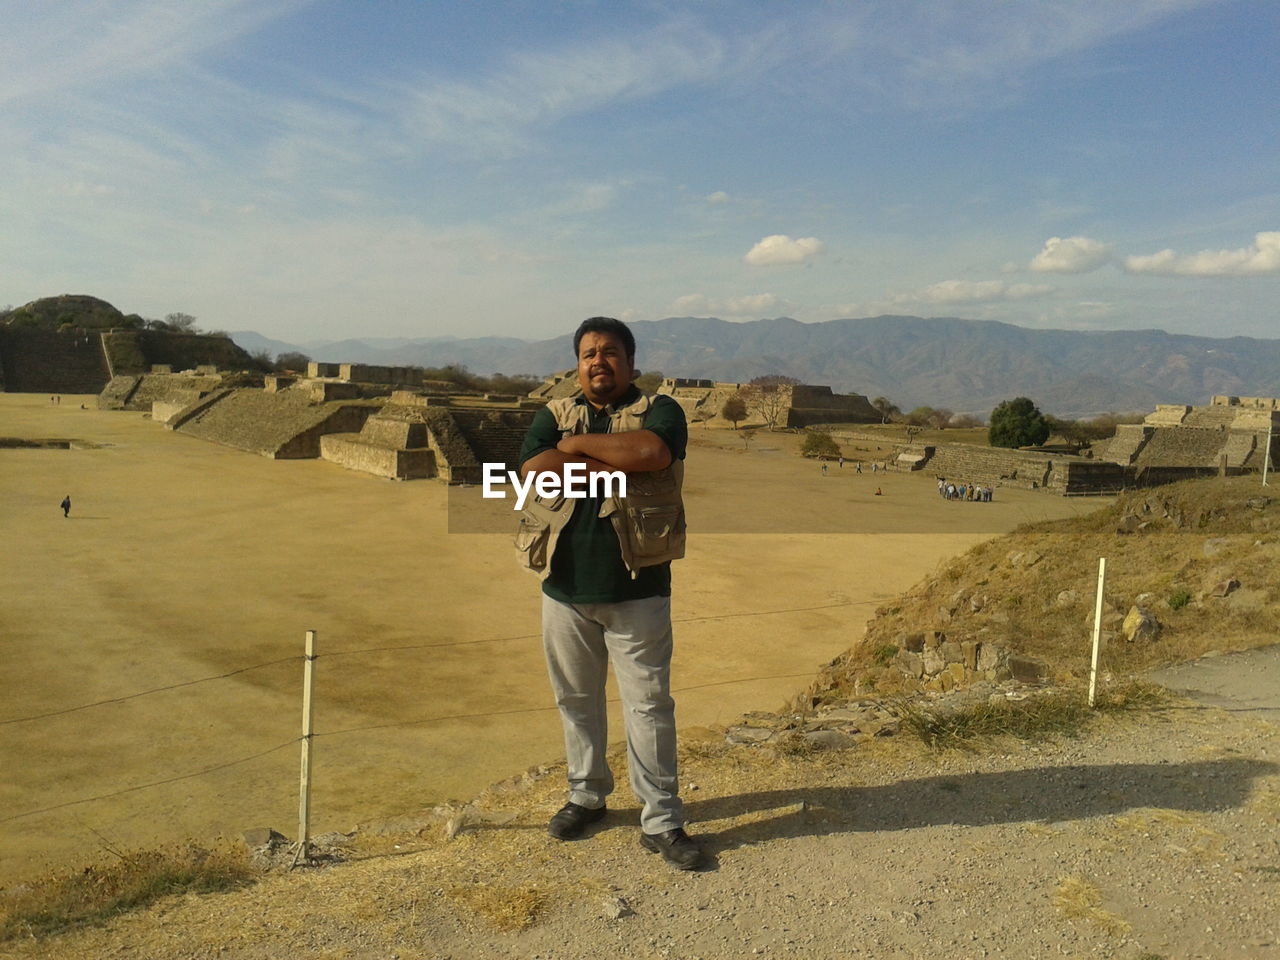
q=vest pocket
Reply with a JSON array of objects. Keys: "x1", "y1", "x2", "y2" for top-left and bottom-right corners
[
  {"x1": 632, "y1": 504, "x2": 682, "y2": 557},
  {"x1": 514, "y1": 494, "x2": 565, "y2": 570},
  {"x1": 514, "y1": 512, "x2": 550, "y2": 569}
]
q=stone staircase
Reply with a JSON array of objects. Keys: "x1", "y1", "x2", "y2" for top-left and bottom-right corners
[
  {"x1": 449, "y1": 408, "x2": 534, "y2": 470},
  {"x1": 1181, "y1": 405, "x2": 1238, "y2": 430}
]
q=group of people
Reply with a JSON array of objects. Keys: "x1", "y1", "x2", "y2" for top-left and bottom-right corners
[{"x1": 938, "y1": 478, "x2": 994, "y2": 502}]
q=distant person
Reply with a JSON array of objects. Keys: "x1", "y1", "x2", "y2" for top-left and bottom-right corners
[
  {"x1": 60, "y1": 495, "x2": 71, "y2": 518},
  {"x1": 875, "y1": 487, "x2": 883, "y2": 496},
  {"x1": 855, "y1": 461, "x2": 862, "y2": 474},
  {"x1": 838, "y1": 456, "x2": 844, "y2": 469},
  {"x1": 822, "y1": 462, "x2": 828, "y2": 475},
  {"x1": 515, "y1": 316, "x2": 701, "y2": 871}
]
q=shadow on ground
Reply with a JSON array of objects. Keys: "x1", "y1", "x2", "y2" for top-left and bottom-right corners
[{"x1": 673, "y1": 757, "x2": 1276, "y2": 854}]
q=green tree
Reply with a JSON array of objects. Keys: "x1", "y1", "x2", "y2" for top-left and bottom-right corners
[
  {"x1": 871, "y1": 396, "x2": 900, "y2": 424},
  {"x1": 164, "y1": 312, "x2": 199, "y2": 332},
  {"x1": 721, "y1": 394, "x2": 747, "y2": 428},
  {"x1": 274, "y1": 351, "x2": 312, "y2": 373},
  {"x1": 801, "y1": 429, "x2": 840, "y2": 459},
  {"x1": 988, "y1": 397, "x2": 1051, "y2": 448}
]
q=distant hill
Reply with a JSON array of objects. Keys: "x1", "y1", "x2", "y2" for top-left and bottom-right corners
[{"x1": 232, "y1": 316, "x2": 1280, "y2": 418}]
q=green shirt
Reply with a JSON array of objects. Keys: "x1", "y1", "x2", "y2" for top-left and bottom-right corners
[{"x1": 518, "y1": 386, "x2": 688, "y2": 605}]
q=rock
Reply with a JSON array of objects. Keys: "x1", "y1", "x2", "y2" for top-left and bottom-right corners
[
  {"x1": 1134, "y1": 592, "x2": 1155, "y2": 604},
  {"x1": 242, "y1": 827, "x2": 287, "y2": 849},
  {"x1": 1122, "y1": 605, "x2": 1162, "y2": 643},
  {"x1": 940, "y1": 641, "x2": 964, "y2": 664},
  {"x1": 945, "y1": 662, "x2": 967, "y2": 685},
  {"x1": 726, "y1": 725, "x2": 776, "y2": 744},
  {"x1": 1116, "y1": 514, "x2": 1141, "y2": 534},
  {"x1": 923, "y1": 630, "x2": 946, "y2": 648},
  {"x1": 923, "y1": 646, "x2": 946, "y2": 676},
  {"x1": 1210, "y1": 578, "x2": 1241, "y2": 598},
  {"x1": 896, "y1": 650, "x2": 924, "y2": 678},
  {"x1": 969, "y1": 595, "x2": 985, "y2": 613},
  {"x1": 1203, "y1": 538, "x2": 1233, "y2": 557},
  {"x1": 976, "y1": 642, "x2": 1002, "y2": 672},
  {"x1": 603, "y1": 896, "x2": 634, "y2": 920},
  {"x1": 803, "y1": 729, "x2": 855, "y2": 751},
  {"x1": 961, "y1": 640, "x2": 979, "y2": 670},
  {"x1": 1055, "y1": 590, "x2": 1079, "y2": 607},
  {"x1": 936, "y1": 606, "x2": 953, "y2": 624},
  {"x1": 1008, "y1": 655, "x2": 1049, "y2": 683},
  {"x1": 900, "y1": 632, "x2": 926, "y2": 653},
  {"x1": 1247, "y1": 496, "x2": 1271, "y2": 512}
]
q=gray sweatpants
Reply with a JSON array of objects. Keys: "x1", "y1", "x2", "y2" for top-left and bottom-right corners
[{"x1": 541, "y1": 593, "x2": 683, "y2": 834}]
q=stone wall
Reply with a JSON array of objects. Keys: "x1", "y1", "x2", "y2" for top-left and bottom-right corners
[
  {"x1": 319, "y1": 435, "x2": 437, "y2": 480},
  {"x1": 175, "y1": 387, "x2": 379, "y2": 458},
  {"x1": 785, "y1": 384, "x2": 881, "y2": 427},
  {"x1": 101, "y1": 330, "x2": 251, "y2": 376},
  {"x1": 0, "y1": 327, "x2": 111, "y2": 393}
]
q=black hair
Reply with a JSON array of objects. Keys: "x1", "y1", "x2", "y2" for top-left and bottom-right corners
[{"x1": 573, "y1": 316, "x2": 635, "y2": 362}]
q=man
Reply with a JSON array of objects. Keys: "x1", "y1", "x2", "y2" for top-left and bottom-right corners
[
  {"x1": 60, "y1": 495, "x2": 71, "y2": 518},
  {"x1": 516, "y1": 316, "x2": 702, "y2": 871}
]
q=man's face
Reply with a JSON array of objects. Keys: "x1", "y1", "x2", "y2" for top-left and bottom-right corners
[{"x1": 576, "y1": 330, "x2": 634, "y2": 406}]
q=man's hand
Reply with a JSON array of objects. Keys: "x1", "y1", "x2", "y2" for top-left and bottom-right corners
[
  {"x1": 520, "y1": 429, "x2": 672, "y2": 479},
  {"x1": 557, "y1": 430, "x2": 672, "y2": 473}
]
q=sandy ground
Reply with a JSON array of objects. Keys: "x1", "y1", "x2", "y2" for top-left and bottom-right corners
[{"x1": 0, "y1": 395, "x2": 1099, "y2": 884}]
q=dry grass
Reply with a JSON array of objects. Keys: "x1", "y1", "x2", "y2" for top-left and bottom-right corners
[
  {"x1": 895, "y1": 681, "x2": 1168, "y2": 750},
  {"x1": 0, "y1": 841, "x2": 255, "y2": 942},
  {"x1": 1052, "y1": 874, "x2": 1132, "y2": 937},
  {"x1": 443, "y1": 882, "x2": 547, "y2": 931}
]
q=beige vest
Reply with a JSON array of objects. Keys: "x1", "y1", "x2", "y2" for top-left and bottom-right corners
[{"x1": 515, "y1": 391, "x2": 686, "y2": 580}]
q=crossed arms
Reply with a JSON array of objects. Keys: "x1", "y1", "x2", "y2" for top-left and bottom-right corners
[{"x1": 520, "y1": 430, "x2": 673, "y2": 480}]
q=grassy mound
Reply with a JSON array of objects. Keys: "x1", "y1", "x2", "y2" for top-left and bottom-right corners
[{"x1": 807, "y1": 475, "x2": 1279, "y2": 703}]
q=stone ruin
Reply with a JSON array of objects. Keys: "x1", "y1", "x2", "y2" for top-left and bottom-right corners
[
  {"x1": 881, "y1": 395, "x2": 1280, "y2": 497},
  {"x1": 528, "y1": 371, "x2": 882, "y2": 427},
  {"x1": 95, "y1": 363, "x2": 541, "y2": 480}
]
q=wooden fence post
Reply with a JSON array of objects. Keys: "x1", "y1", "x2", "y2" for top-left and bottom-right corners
[{"x1": 293, "y1": 630, "x2": 317, "y2": 866}]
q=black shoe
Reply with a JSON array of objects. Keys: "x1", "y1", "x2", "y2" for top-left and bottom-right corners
[
  {"x1": 639, "y1": 828, "x2": 705, "y2": 870},
  {"x1": 547, "y1": 802, "x2": 607, "y2": 840}
]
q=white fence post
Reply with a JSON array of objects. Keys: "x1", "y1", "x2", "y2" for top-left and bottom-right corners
[{"x1": 1088, "y1": 559, "x2": 1107, "y2": 708}]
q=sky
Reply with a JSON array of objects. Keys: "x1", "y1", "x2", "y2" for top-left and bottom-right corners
[{"x1": 3, "y1": 0, "x2": 1278, "y2": 344}]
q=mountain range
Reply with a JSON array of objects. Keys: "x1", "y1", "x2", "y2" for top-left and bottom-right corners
[{"x1": 231, "y1": 316, "x2": 1280, "y2": 419}]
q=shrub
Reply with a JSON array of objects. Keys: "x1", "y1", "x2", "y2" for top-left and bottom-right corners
[{"x1": 801, "y1": 429, "x2": 840, "y2": 459}]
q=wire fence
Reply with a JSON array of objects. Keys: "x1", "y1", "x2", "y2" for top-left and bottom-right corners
[{"x1": 1, "y1": 598, "x2": 873, "y2": 847}]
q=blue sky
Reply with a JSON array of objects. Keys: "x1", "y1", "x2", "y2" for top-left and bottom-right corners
[{"x1": 3, "y1": 0, "x2": 1278, "y2": 343}]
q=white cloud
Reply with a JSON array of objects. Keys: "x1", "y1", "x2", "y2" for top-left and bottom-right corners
[
  {"x1": 706, "y1": 191, "x2": 731, "y2": 205},
  {"x1": 743, "y1": 235, "x2": 824, "y2": 266},
  {"x1": 1123, "y1": 232, "x2": 1280, "y2": 276},
  {"x1": 908, "y1": 279, "x2": 1055, "y2": 305},
  {"x1": 671, "y1": 293, "x2": 784, "y2": 316},
  {"x1": 1029, "y1": 236, "x2": 1112, "y2": 273}
]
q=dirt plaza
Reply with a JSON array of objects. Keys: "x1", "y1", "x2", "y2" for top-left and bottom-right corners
[{"x1": 0, "y1": 394, "x2": 1100, "y2": 882}]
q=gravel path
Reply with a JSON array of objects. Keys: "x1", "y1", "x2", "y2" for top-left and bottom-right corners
[{"x1": 13, "y1": 665, "x2": 1279, "y2": 960}]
